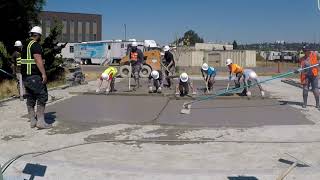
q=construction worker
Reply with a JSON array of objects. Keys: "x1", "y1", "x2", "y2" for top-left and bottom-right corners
[
  {"x1": 163, "y1": 45, "x2": 175, "y2": 88},
  {"x1": 201, "y1": 63, "x2": 216, "y2": 92},
  {"x1": 128, "y1": 42, "x2": 144, "y2": 90},
  {"x1": 242, "y1": 69, "x2": 265, "y2": 97},
  {"x1": 148, "y1": 70, "x2": 163, "y2": 93},
  {"x1": 175, "y1": 72, "x2": 196, "y2": 97},
  {"x1": 21, "y1": 26, "x2": 51, "y2": 129},
  {"x1": 11, "y1": 40, "x2": 24, "y2": 98},
  {"x1": 294, "y1": 47, "x2": 319, "y2": 109},
  {"x1": 226, "y1": 58, "x2": 244, "y2": 89},
  {"x1": 96, "y1": 66, "x2": 118, "y2": 94}
]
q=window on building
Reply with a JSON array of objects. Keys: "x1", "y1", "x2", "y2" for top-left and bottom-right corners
[
  {"x1": 45, "y1": 20, "x2": 51, "y2": 37},
  {"x1": 70, "y1": 20, "x2": 75, "y2": 42},
  {"x1": 62, "y1": 20, "x2": 67, "y2": 42},
  {"x1": 70, "y1": 46, "x2": 74, "y2": 53},
  {"x1": 93, "y1": 21, "x2": 97, "y2": 41},
  {"x1": 78, "y1": 21, "x2": 82, "y2": 42},
  {"x1": 85, "y1": 21, "x2": 90, "y2": 41}
]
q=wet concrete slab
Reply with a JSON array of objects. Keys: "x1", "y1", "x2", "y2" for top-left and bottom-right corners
[
  {"x1": 47, "y1": 94, "x2": 313, "y2": 134},
  {"x1": 159, "y1": 99, "x2": 313, "y2": 128}
]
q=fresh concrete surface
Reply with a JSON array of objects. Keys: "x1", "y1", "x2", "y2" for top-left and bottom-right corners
[{"x1": 1, "y1": 77, "x2": 320, "y2": 179}]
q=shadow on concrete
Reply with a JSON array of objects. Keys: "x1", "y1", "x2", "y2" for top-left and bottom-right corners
[
  {"x1": 279, "y1": 100, "x2": 303, "y2": 106},
  {"x1": 22, "y1": 163, "x2": 47, "y2": 180},
  {"x1": 45, "y1": 112, "x2": 56, "y2": 125},
  {"x1": 228, "y1": 176, "x2": 259, "y2": 180},
  {"x1": 278, "y1": 158, "x2": 310, "y2": 167}
]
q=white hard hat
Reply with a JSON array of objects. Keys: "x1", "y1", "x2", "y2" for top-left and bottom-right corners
[
  {"x1": 202, "y1": 63, "x2": 209, "y2": 71},
  {"x1": 249, "y1": 71, "x2": 257, "y2": 79},
  {"x1": 226, "y1": 59, "x2": 232, "y2": 66},
  {"x1": 131, "y1": 42, "x2": 138, "y2": 47},
  {"x1": 180, "y1": 72, "x2": 189, "y2": 82},
  {"x1": 163, "y1": 45, "x2": 170, "y2": 52},
  {"x1": 151, "y1": 70, "x2": 159, "y2": 79},
  {"x1": 14, "y1": 40, "x2": 22, "y2": 47},
  {"x1": 30, "y1": 26, "x2": 42, "y2": 35},
  {"x1": 101, "y1": 73, "x2": 109, "y2": 80}
]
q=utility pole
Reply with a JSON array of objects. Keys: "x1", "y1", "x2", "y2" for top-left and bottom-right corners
[{"x1": 124, "y1": 24, "x2": 127, "y2": 41}]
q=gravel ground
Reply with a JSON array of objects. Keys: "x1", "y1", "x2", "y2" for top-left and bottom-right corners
[{"x1": 1, "y1": 77, "x2": 320, "y2": 180}]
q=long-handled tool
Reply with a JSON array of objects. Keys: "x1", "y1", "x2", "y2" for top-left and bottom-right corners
[
  {"x1": 180, "y1": 64, "x2": 320, "y2": 114},
  {"x1": 277, "y1": 153, "x2": 311, "y2": 180},
  {"x1": 128, "y1": 62, "x2": 131, "y2": 91},
  {"x1": 160, "y1": 61, "x2": 173, "y2": 76}
]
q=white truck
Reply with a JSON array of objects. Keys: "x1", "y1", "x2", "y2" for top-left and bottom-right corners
[{"x1": 59, "y1": 40, "x2": 158, "y2": 65}]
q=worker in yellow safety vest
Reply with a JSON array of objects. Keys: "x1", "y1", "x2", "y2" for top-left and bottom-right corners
[{"x1": 96, "y1": 66, "x2": 118, "y2": 94}]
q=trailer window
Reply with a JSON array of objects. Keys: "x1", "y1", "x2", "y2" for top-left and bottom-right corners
[
  {"x1": 108, "y1": 45, "x2": 111, "y2": 50},
  {"x1": 70, "y1": 46, "x2": 74, "y2": 53},
  {"x1": 121, "y1": 44, "x2": 124, "y2": 48}
]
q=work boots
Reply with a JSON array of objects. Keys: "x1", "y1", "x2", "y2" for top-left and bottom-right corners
[
  {"x1": 36, "y1": 104, "x2": 52, "y2": 129},
  {"x1": 27, "y1": 105, "x2": 37, "y2": 128}
]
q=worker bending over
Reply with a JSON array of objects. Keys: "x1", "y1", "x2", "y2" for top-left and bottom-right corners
[
  {"x1": 96, "y1": 66, "x2": 118, "y2": 94},
  {"x1": 148, "y1": 70, "x2": 163, "y2": 93},
  {"x1": 128, "y1": 42, "x2": 144, "y2": 89},
  {"x1": 201, "y1": 63, "x2": 216, "y2": 92},
  {"x1": 226, "y1": 59, "x2": 244, "y2": 89},
  {"x1": 242, "y1": 69, "x2": 265, "y2": 97},
  {"x1": 163, "y1": 45, "x2": 175, "y2": 88},
  {"x1": 295, "y1": 47, "x2": 319, "y2": 109},
  {"x1": 175, "y1": 72, "x2": 196, "y2": 97}
]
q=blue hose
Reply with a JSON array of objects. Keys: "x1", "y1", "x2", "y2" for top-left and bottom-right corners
[{"x1": 185, "y1": 64, "x2": 320, "y2": 106}]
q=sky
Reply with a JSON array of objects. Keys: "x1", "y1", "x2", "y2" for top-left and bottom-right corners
[{"x1": 44, "y1": 0, "x2": 320, "y2": 45}]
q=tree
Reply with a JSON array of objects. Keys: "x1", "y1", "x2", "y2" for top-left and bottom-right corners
[
  {"x1": 42, "y1": 22, "x2": 66, "y2": 81},
  {"x1": 232, "y1": 40, "x2": 238, "y2": 50},
  {"x1": 174, "y1": 30, "x2": 204, "y2": 46},
  {"x1": 0, "y1": 0, "x2": 45, "y2": 52}
]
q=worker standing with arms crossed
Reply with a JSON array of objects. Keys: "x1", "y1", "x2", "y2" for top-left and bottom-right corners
[
  {"x1": 163, "y1": 45, "x2": 175, "y2": 88},
  {"x1": 201, "y1": 63, "x2": 216, "y2": 93},
  {"x1": 148, "y1": 70, "x2": 164, "y2": 93},
  {"x1": 128, "y1": 42, "x2": 144, "y2": 90},
  {"x1": 226, "y1": 58, "x2": 244, "y2": 89},
  {"x1": 11, "y1": 40, "x2": 24, "y2": 100},
  {"x1": 96, "y1": 66, "x2": 118, "y2": 94},
  {"x1": 295, "y1": 47, "x2": 320, "y2": 109},
  {"x1": 21, "y1": 26, "x2": 51, "y2": 129}
]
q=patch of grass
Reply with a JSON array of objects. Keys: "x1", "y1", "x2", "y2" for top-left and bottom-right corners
[
  {"x1": 0, "y1": 80, "x2": 18, "y2": 100},
  {"x1": 47, "y1": 79, "x2": 66, "y2": 89}
]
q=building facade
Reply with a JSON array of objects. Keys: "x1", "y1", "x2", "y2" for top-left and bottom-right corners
[{"x1": 39, "y1": 11, "x2": 102, "y2": 43}]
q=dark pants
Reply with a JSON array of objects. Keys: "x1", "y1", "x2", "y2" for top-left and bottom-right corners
[
  {"x1": 132, "y1": 63, "x2": 141, "y2": 80},
  {"x1": 110, "y1": 78, "x2": 116, "y2": 91},
  {"x1": 303, "y1": 76, "x2": 319, "y2": 106},
  {"x1": 235, "y1": 73, "x2": 243, "y2": 88},
  {"x1": 165, "y1": 65, "x2": 175, "y2": 88},
  {"x1": 179, "y1": 83, "x2": 189, "y2": 97},
  {"x1": 23, "y1": 75, "x2": 48, "y2": 107}
]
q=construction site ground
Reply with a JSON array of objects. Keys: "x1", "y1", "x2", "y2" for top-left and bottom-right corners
[{"x1": 1, "y1": 75, "x2": 320, "y2": 179}]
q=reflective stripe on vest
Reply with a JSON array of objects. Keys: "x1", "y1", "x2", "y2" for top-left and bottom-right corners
[
  {"x1": 21, "y1": 40, "x2": 36, "y2": 75},
  {"x1": 16, "y1": 56, "x2": 22, "y2": 66},
  {"x1": 130, "y1": 52, "x2": 138, "y2": 61}
]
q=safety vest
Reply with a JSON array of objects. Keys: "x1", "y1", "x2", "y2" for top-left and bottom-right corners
[
  {"x1": 16, "y1": 52, "x2": 21, "y2": 66},
  {"x1": 130, "y1": 52, "x2": 138, "y2": 61},
  {"x1": 300, "y1": 52, "x2": 319, "y2": 84},
  {"x1": 103, "y1": 67, "x2": 118, "y2": 78},
  {"x1": 229, "y1": 63, "x2": 244, "y2": 74},
  {"x1": 21, "y1": 40, "x2": 37, "y2": 75}
]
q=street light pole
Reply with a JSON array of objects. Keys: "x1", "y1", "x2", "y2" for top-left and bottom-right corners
[{"x1": 124, "y1": 24, "x2": 127, "y2": 41}]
